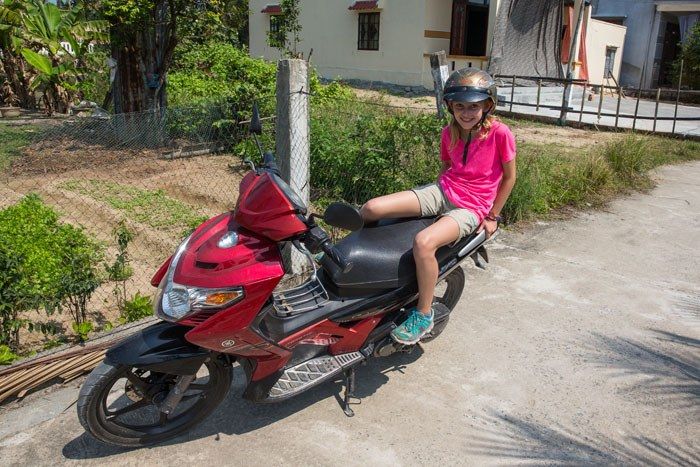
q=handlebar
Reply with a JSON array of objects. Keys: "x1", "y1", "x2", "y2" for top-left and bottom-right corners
[{"x1": 320, "y1": 240, "x2": 353, "y2": 273}]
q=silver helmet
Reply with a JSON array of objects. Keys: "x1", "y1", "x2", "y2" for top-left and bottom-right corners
[{"x1": 443, "y1": 67, "x2": 498, "y2": 109}]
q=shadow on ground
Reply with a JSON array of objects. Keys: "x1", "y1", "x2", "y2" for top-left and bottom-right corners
[
  {"x1": 62, "y1": 347, "x2": 423, "y2": 459},
  {"x1": 588, "y1": 328, "x2": 699, "y2": 411},
  {"x1": 465, "y1": 410, "x2": 699, "y2": 466}
]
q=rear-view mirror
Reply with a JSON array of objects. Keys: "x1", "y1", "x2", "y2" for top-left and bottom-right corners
[
  {"x1": 323, "y1": 203, "x2": 363, "y2": 231},
  {"x1": 249, "y1": 102, "x2": 263, "y2": 135}
]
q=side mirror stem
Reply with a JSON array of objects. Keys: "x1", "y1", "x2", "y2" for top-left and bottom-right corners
[{"x1": 252, "y1": 133, "x2": 264, "y2": 160}]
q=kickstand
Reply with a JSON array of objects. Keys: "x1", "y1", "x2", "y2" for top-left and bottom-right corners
[{"x1": 342, "y1": 368, "x2": 360, "y2": 417}]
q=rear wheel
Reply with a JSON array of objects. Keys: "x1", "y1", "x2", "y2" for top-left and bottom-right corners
[
  {"x1": 77, "y1": 356, "x2": 231, "y2": 447},
  {"x1": 421, "y1": 266, "x2": 465, "y2": 342}
]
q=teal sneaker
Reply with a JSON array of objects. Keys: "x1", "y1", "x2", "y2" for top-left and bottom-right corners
[{"x1": 391, "y1": 307, "x2": 434, "y2": 345}]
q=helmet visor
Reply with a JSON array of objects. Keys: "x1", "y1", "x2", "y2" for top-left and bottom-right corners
[{"x1": 443, "y1": 85, "x2": 492, "y2": 103}]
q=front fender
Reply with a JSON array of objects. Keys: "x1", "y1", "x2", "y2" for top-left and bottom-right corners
[{"x1": 105, "y1": 322, "x2": 212, "y2": 375}]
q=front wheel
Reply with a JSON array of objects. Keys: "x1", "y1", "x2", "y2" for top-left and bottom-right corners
[{"x1": 77, "y1": 356, "x2": 231, "y2": 447}]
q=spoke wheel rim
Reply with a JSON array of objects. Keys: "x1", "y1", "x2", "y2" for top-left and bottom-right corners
[{"x1": 96, "y1": 362, "x2": 219, "y2": 437}]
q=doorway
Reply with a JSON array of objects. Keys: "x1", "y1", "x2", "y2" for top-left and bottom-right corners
[
  {"x1": 450, "y1": 0, "x2": 490, "y2": 56},
  {"x1": 657, "y1": 20, "x2": 680, "y2": 87}
]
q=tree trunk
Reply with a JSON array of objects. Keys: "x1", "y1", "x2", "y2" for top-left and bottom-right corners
[
  {"x1": 111, "y1": 0, "x2": 176, "y2": 115},
  {"x1": 1, "y1": 48, "x2": 36, "y2": 109}
]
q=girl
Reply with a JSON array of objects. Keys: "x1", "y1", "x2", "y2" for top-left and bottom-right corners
[{"x1": 360, "y1": 68, "x2": 517, "y2": 345}]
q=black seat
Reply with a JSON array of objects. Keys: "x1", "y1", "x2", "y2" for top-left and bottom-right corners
[{"x1": 320, "y1": 217, "x2": 477, "y2": 291}]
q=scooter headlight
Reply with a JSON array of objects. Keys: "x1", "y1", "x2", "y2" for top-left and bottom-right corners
[
  {"x1": 161, "y1": 284, "x2": 244, "y2": 320},
  {"x1": 156, "y1": 234, "x2": 244, "y2": 321}
]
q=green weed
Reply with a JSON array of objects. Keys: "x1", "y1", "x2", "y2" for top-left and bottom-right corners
[
  {"x1": 61, "y1": 180, "x2": 204, "y2": 230},
  {"x1": 0, "y1": 124, "x2": 37, "y2": 171}
]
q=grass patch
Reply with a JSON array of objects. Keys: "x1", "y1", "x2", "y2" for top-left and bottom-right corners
[
  {"x1": 61, "y1": 180, "x2": 204, "y2": 230},
  {"x1": 0, "y1": 124, "x2": 37, "y2": 171},
  {"x1": 503, "y1": 135, "x2": 700, "y2": 223}
]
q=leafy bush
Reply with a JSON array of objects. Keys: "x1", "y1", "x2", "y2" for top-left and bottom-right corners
[
  {"x1": 169, "y1": 42, "x2": 277, "y2": 110},
  {"x1": 106, "y1": 220, "x2": 134, "y2": 312},
  {"x1": 118, "y1": 293, "x2": 153, "y2": 324},
  {"x1": 0, "y1": 195, "x2": 104, "y2": 350},
  {"x1": 671, "y1": 21, "x2": 700, "y2": 90},
  {"x1": 310, "y1": 98, "x2": 445, "y2": 207},
  {"x1": 72, "y1": 321, "x2": 94, "y2": 342},
  {"x1": 0, "y1": 344, "x2": 19, "y2": 365}
]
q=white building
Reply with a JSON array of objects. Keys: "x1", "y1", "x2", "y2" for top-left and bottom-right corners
[
  {"x1": 249, "y1": 0, "x2": 626, "y2": 88},
  {"x1": 591, "y1": 0, "x2": 699, "y2": 88}
]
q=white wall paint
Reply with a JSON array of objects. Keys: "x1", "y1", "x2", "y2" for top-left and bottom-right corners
[
  {"x1": 250, "y1": 0, "x2": 426, "y2": 86},
  {"x1": 586, "y1": 19, "x2": 626, "y2": 86}
]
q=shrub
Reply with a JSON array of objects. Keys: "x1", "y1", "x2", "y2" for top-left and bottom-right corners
[
  {"x1": 0, "y1": 344, "x2": 19, "y2": 365},
  {"x1": 309, "y1": 98, "x2": 445, "y2": 207},
  {"x1": 118, "y1": 293, "x2": 153, "y2": 324},
  {"x1": 0, "y1": 195, "x2": 104, "y2": 350},
  {"x1": 106, "y1": 220, "x2": 134, "y2": 312},
  {"x1": 72, "y1": 321, "x2": 94, "y2": 342}
]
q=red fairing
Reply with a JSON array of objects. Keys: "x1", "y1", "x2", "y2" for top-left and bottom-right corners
[
  {"x1": 169, "y1": 213, "x2": 284, "y2": 332},
  {"x1": 248, "y1": 315, "x2": 383, "y2": 381},
  {"x1": 150, "y1": 213, "x2": 228, "y2": 287},
  {"x1": 234, "y1": 172, "x2": 307, "y2": 241}
]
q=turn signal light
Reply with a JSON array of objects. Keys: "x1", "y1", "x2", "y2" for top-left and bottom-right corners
[{"x1": 204, "y1": 291, "x2": 242, "y2": 306}]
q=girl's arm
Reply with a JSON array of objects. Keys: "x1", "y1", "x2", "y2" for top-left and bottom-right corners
[{"x1": 478, "y1": 159, "x2": 516, "y2": 237}]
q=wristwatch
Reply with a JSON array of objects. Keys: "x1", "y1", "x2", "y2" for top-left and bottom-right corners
[{"x1": 485, "y1": 213, "x2": 503, "y2": 223}]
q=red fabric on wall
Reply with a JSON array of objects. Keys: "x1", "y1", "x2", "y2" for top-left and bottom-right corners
[
  {"x1": 561, "y1": 4, "x2": 589, "y2": 81},
  {"x1": 561, "y1": 5, "x2": 573, "y2": 63},
  {"x1": 578, "y1": 11, "x2": 589, "y2": 81}
]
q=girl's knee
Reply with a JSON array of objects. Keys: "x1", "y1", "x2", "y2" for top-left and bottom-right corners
[
  {"x1": 413, "y1": 232, "x2": 436, "y2": 257},
  {"x1": 360, "y1": 199, "x2": 380, "y2": 221}
]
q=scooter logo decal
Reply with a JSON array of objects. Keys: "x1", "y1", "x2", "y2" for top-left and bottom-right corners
[{"x1": 221, "y1": 339, "x2": 236, "y2": 348}]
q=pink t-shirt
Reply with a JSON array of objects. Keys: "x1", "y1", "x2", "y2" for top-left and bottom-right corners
[{"x1": 438, "y1": 121, "x2": 516, "y2": 222}]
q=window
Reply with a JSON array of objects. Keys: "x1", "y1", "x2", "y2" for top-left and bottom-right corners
[
  {"x1": 269, "y1": 15, "x2": 284, "y2": 47},
  {"x1": 449, "y1": 0, "x2": 489, "y2": 56},
  {"x1": 358, "y1": 12, "x2": 380, "y2": 50},
  {"x1": 604, "y1": 46, "x2": 617, "y2": 78}
]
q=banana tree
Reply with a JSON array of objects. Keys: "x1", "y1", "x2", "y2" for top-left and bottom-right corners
[
  {"x1": 17, "y1": 0, "x2": 108, "y2": 114},
  {"x1": 21, "y1": 48, "x2": 78, "y2": 114},
  {"x1": 0, "y1": 0, "x2": 34, "y2": 108}
]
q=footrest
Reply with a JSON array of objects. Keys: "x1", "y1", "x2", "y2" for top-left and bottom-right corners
[{"x1": 267, "y1": 351, "x2": 363, "y2": 400}]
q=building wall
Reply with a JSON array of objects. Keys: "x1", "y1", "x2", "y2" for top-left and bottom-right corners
[
  {"x1": 585, "y1": 19, "x2": 626, "y2": 86},
  {"x1": 592, "y1": 0, "x2": 699, "y2": 88},
  {"x1": 591, "y1": 0, "x2": 657, "y2": 87},
  {"x1": 420, "y1": 0, "x2": 502, "y2": 88},
  {"x1": 249, "y1": 0, "x2": 427, "y2": 86}
]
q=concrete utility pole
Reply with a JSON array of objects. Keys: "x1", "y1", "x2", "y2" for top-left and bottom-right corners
[
  {"x1": 276, "y1": 58, "x2": 310, "y2": 274},
  {"x1": 430, "y1": 51, "x2": 449, "y2": 117},
  {"x1": 558, "y1": 0, "x2": 587, "y2": 125}
]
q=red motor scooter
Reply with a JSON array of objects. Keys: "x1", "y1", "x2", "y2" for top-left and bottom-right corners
[{"x1": 77, "y1": 106, "x2": 492, "y2": 447}]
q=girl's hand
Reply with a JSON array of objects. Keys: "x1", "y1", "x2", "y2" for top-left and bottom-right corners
[{"x1": 477, "y1": 219, "x2": 498, "y2": 238}]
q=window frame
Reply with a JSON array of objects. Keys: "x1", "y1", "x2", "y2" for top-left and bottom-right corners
[
  {"x1": 357, "y1": 12, "x2": 380, "y2": 51},
  {"x1": 269, "y1": 14, "x2": 284, "y2": 48}
]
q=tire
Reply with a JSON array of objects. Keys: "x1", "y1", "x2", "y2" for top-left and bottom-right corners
[
  {"x1": 433, "y1": 266, "x2": 465, "y2": 311},
  {"x1": 421, "y1": 267, "x2": 465, "y2": 343},
  {"x1": 77, "y1": 356, "x2": 231, "y2": 447}
]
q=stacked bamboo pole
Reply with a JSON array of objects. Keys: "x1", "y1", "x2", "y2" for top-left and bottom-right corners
[{"x1": 0, "y1": 317, "x2": 156, "y2": 404}]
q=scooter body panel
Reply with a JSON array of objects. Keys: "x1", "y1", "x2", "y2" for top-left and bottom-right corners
[{"x1": 105, "y1": 322, "x2": 210, "y2": 376}]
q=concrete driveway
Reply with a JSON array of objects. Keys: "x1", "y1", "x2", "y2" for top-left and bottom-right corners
[{"x1": 1, "y1": 163, "x2": 699, "y2": 466}]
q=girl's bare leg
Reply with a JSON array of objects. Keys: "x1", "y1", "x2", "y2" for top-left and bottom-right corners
[
  {"x1": 413, "y1": 216, "x2": 460, "y2": 314},
  {"x1": 360, "y1": 191, "x2": 421, "y2": 222}
]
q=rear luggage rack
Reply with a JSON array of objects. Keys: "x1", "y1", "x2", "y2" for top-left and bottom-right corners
[{"x1": 273, "y1": 242, "x2": 329, "y2": 317}]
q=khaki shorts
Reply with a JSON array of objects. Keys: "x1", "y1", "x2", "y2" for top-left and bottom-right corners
[{"x1": 411, "y1": 183, "x2": 479, "y2": 241}]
